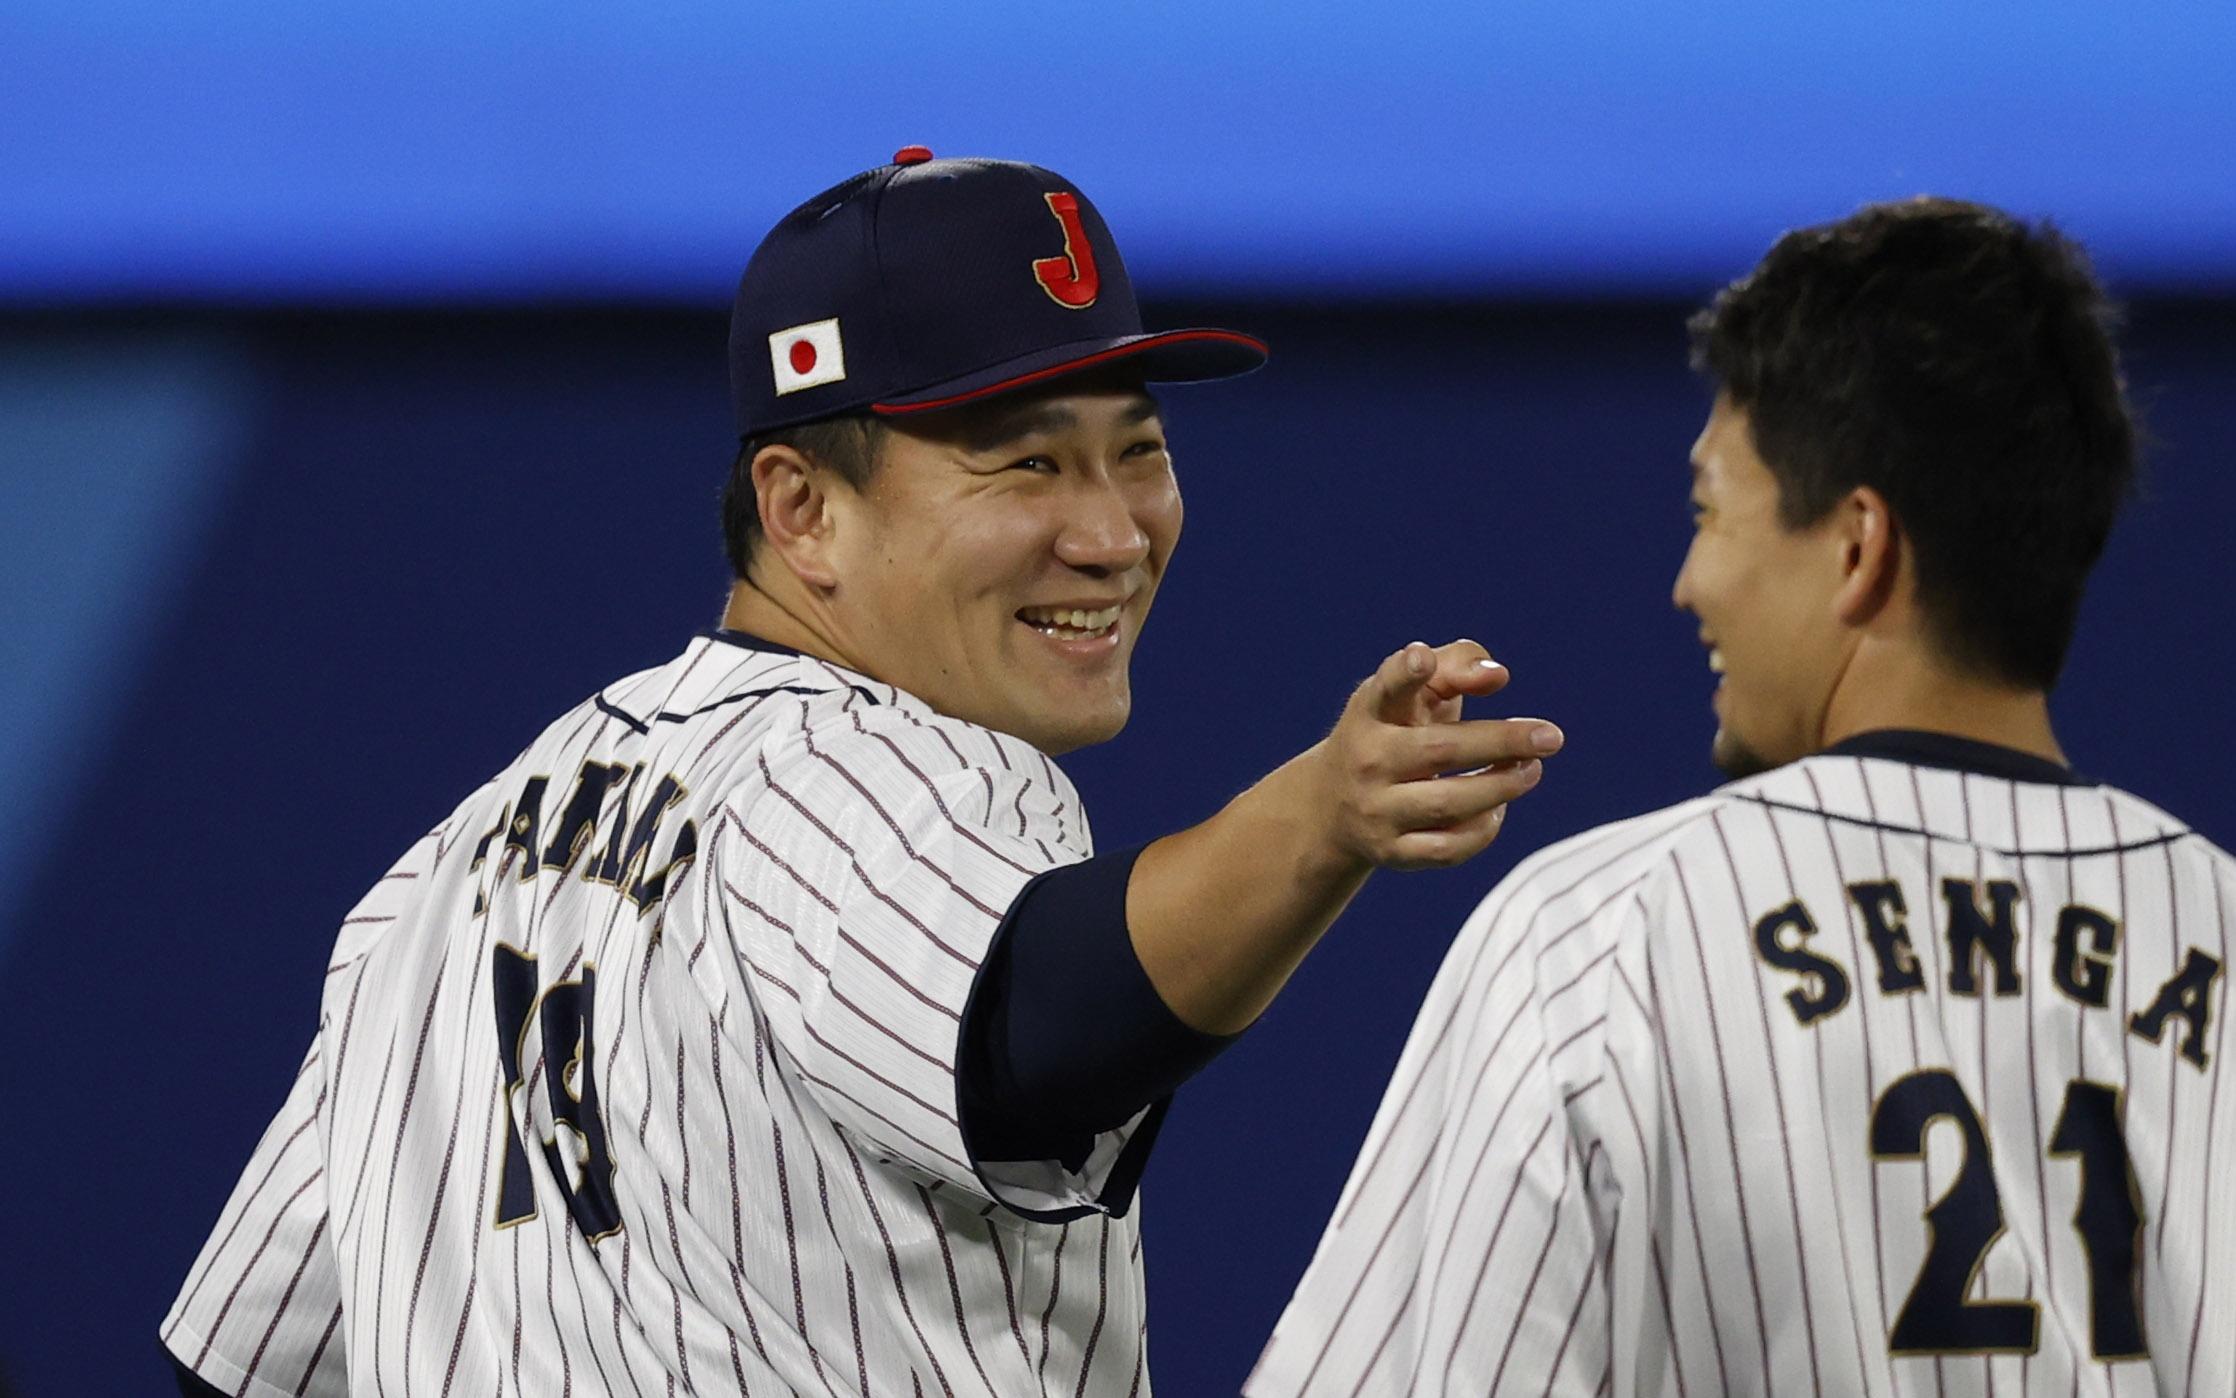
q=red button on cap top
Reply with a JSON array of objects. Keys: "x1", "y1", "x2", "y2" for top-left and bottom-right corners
[{"x1": 892, "y1": 145, "x2": 934, "y2": 166}]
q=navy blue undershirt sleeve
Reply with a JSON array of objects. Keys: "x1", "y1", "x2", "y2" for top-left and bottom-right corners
[
  {"x1": 958, "y1": 844, "x2": 1239, "y2": 1187},
  {"x1": 170, "y1": 1351, "x2": 228, "y2": 1397}
]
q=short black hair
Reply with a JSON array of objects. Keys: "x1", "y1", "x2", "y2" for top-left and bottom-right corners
[
  {"x1": 719, "y1": 415, "x2": 888, "y2": 579},
  {"x1": 1689, "y1": 197, "x2": 2137, "y2": 689}
]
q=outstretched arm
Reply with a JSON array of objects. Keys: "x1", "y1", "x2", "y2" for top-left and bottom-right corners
[
  {"x1": 963, "y1": 637, "x2": 1565, "y2": 1176},
  {"x1": 1129, "y1": 639, "x2": 1562, "y2": 1033}
]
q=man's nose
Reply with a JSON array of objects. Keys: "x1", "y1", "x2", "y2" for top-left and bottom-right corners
[{"x1": 1055, "y1": 475, "x2": 1152, "y2": 574}]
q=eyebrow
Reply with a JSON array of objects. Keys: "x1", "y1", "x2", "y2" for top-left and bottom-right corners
[{"x1": 960, "y1": 391, "x2": 1162, "y2": 453}]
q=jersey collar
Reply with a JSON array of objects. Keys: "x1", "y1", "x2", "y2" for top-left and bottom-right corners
[
  {"x1": 695, "y1": 627, "x2": 901, "y2": 714},
  {"x1": 1821, "y1": 728, "x2": 2088, "y2": 787},
  {"x1": 702, "y1": 627, "x2": 809, "y2": 659}
]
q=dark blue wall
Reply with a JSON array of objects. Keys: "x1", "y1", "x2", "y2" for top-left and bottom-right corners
[{"x1": 4, "y1": 300, "x2": 2232, "y2": 1396}]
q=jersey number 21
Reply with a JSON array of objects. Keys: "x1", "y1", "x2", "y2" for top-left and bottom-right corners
[{"x1": 1871, "y1": 1068, "x2": 2143, "y2": 1360}]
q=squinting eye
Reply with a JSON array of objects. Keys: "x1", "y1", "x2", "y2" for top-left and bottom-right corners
[{"x1": 1008, "y1": 455, "x2": 1058, "y2": 474}]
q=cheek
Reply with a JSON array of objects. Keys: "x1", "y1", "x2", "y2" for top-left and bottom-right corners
[
  {"x1": 1138, "y1": 476, "x2": 1184, "y2": 563},
  {"x1": 1765, "y1": 537, "x2": 1844, "y2": 637},
  {"x1": 1703, "y1": 528, "x2": 1811, "y2": 632},
  {"x1": 924, "y1": 505, "x2": 1047, "y2": 598},
  {"x1": 852, "y1": 487, "x2": 941, "y2": 564},
  {"x1": 1681, "y1": 536, "x2": 1741, "y2": 619}
]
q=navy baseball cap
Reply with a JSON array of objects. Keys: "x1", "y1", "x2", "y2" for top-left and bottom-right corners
[{"x1": 729, "y1": 147, "x2": 1268, "y2": 438}]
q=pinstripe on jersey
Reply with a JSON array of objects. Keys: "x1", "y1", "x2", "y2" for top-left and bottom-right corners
[
  {"x1": 1248, "y1": 748, "x2": 2233, "y2": 1397},
  {"x1": 164, "y1": 632, "x2": 1159, "y2": 1397}
]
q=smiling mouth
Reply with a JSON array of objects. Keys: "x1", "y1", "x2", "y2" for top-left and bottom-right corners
[
  {"x1": 1708, "y1": 647, "x2": 1725, "y2": 675},
  {"x1": 1019, "y1": 604, "x2": 1122, "y2": 641}
]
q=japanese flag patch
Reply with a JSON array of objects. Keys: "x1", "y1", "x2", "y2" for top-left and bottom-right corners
[{"x1": 769, "y1": 318, "x2": 846, "y2": 395}]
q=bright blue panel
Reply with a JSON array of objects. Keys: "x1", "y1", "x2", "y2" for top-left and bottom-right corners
[{"x1": 4, "y1": 0, "x2": 2231, "y2": 300}]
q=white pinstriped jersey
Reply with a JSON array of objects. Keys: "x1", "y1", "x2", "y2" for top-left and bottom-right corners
[
  {"x1": 1250, "y1": 745, "x2": 2235, "y2": 1397},
  {"x1": 164, "y1": 632, "x2": 1161, "y2": 1397}
]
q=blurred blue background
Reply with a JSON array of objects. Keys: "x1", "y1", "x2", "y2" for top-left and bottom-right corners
[
  {"x1": 8, "y1": 0, "x2": 2236, "y2": 301},
  {"x1": 4, "y1": 2, "x2": 2234, "y2": 1395}
]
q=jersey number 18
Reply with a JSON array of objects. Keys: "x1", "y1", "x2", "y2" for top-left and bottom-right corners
[{"x1": 490, "y1": 944, "x2": 625, "y2": 1241}]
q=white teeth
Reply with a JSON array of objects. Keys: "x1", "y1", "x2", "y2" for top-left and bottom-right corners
[{"x1": 1708, "y1": 649, "x2": 1725, "y2": 674}]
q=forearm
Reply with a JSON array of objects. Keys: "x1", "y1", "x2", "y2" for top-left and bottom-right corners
[
  {"x1": 960, "y1": 642, "x2": 1556, "y2": 1164},
  {"x1": 1127, "y1": 641, "x2": 1559, "y2": 1035},
  {"x1": 956, "y1": 765, "x2": 1387, "y2": 1174},
  {"x1": 1128, "y1": 743, "x2": 1373, "y2": 1034},
  {"x1": 957, "y1": 766, "x2": 1363, "y2": 1167}
]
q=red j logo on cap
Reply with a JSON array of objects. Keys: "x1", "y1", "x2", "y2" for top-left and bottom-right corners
[{"x1": 1031, "y1": 193, "x2": 1100, "y2": 310}]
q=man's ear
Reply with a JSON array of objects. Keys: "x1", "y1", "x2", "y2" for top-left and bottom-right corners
[
  {"x1": 752, "y1": 444, "x2": 843, "y2": 591},
  {"x1": 1831, "y1": 484, "x2": 1902, "y2": 628}
]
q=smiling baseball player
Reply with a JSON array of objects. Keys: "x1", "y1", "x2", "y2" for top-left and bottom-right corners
[
  {"x1": 1249, "y1": 200, "x2": 2233, "y2": 1396},
  {"x1": 160, "y1": 150, "x2": 1564, "y2": 1397}
]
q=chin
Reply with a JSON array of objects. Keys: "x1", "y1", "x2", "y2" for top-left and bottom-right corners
[
  {"x1": 1710, "y1": 726, "x2": 1780, "y2": 780},
  {"x1": 1039, "y1": 707, "x2": 1129, "y2": 757},
  {"x1": 1022, "y1": 683, "x2": 1131, "y2": 753}
]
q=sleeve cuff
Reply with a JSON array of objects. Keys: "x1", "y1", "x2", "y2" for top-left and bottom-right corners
[{"x1": 958, "y1": 844, "x2": 1240, "y2": 1218}]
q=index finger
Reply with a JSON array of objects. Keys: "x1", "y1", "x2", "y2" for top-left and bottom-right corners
[
  {"x1": 1421, "y1": 639, "x2": 1509, "y2": 706},
  {"x1": 1360, "y1": 642, "x2": 1437, "y2": 725}
]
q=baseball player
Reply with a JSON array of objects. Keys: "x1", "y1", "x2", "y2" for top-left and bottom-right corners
[
  {"x1": 1249, "y1": 198, "x2": 2233, "y2": 1396},
  {"x1": 160, "y1": 150, "x2": 1564, "y2": 1396}
]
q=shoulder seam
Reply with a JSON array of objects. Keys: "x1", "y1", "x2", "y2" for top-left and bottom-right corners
[
  {"x1": 597, "y1": 682, "x2": 880, "y2": 734},
  {"x1": 1497, "y1": 796, "x2": 1732, "y2": 921},
  {"x1": 1728, "y1": 791, "x2": 2196, "y2": 858}
]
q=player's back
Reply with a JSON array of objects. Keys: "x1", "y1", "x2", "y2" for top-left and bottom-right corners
[
  {"x1": 1252, "y1": 733, "x2": 2233, "y2": 1397},
  {"x1": 165, "y1": 633, "x2": 854, "y2": 1393},
  {"x1": 166, "y1": 630, "x2": 1128, "y2": 1395},
  {"x1": 1612, "y1": 735, "x2": 2233, "y2": 1396}
]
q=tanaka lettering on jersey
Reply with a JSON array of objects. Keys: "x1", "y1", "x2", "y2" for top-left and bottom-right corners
[
  {"x1": 469, "y1": 761, "x2": 699, "y2": 917},
  {"x1": 1753, "y1": 878, "x2": 2223, "y2": 1065}
]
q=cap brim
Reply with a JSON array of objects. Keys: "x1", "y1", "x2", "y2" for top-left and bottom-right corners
[{"x1": 871, "y1": 329, "x2": 1268, "y2": 416}]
